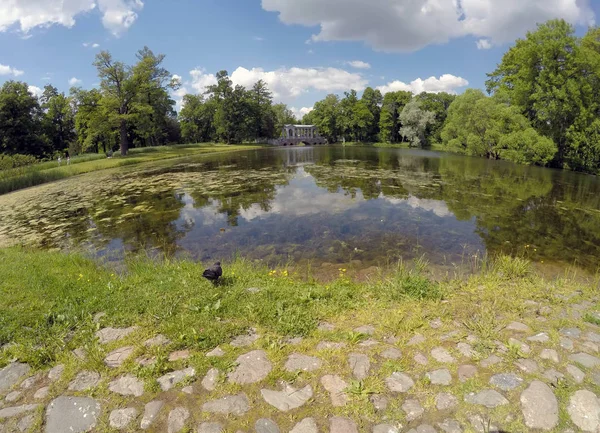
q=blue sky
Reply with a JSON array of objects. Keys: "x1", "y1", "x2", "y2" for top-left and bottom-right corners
[{"x1": 1, "y1": 0, "x2": 598, "y2": 117}]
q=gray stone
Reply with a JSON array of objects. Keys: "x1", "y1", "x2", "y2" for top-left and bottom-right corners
[
  {"x1": 198, "y1": 422, "x2": 224, "y2": 433},
  {"x1": 402, "y1": 399, "x2": 424, "y2": 421},
  {"x1": 480, "y1": 355, "x2": 502, "y2": 368},
  {"x1": 290, "y1": 418, "x2": 318, "y2": 433},
  {"x1": 591, "y1": 371, "x2": 600, "y2": 386},
  {"x1": 508, "y1": 338, "x2": 530, "y2": 353},
  {"x1": 144, "y1": 334, "x2": 170, "y2": 347},
  {"x1": 286, "y1": 337, "x2": 304, "y2": 345},
  {"x1": 568, "y1": 390, "x2": 600, "y2": 432},
  {"x1": 67, "y1": 371, "x2": 100, "y2": 391},
  {"x1": 465, "y1": 390, "x2": 509, "y2": 408},
  {"x1": 4, "y1": 391, "x2": 20, "y2": 403},
  {"x1": 136, "y1": 356, "x2": 156, "y2": 367},
  {"x1": 34, "y1": 386, "x2": 49, "y2": 400},
  {"x1": 140, "y1": 400, "x2": 164, "y2": 430},
  {"x1": 45, "y1": 397, "x2": 100, "y2": 433},
  {"x1": 411, "y1": 425, "x2": 437, "y2": 433},
  {"x1": 0, "y1": 404, "x2": 39, "y2": 419},
  {"x1": 414, "y1": 353, "x2": 428, "y2": 365},
  {"x1": 520, "y1": 381, "x2": 558, "y2": 430},
  {"x1": 457, "y1": 343, "x2": 475, "y2": 358},
  {"x1": 202, "y1": 368, "x2": 220, "y2": 391},
  {"x1": 431, "y1": 347, "x2": 455, "y2": 363},
  {"x1": 566, "y1": 364, "x2": 585, "y2": 383},
  {"x1": 458, "y1": 365, "x2": 478, "y2": 382},
  {"x1": 543, "y1": 369, "x2": 565, "y2": 385},
  {"x1": 407, "y1": 334, "x2": 426, "y2": 346},
  {"x1": 284, "y1": 354, "x2": 322, "y2": 372},
  {"x1": 228, "y1": 350, "x2": 272, "y2": 384},
  {"x1": 167, "y1": 407, "x2": 189, "y2": 433},
  {"x1": 383, "y1": 335, "x2": 399, "y2": 344},
  {"x1": 316, "y1": 341, "x2": 347, "y2": 350},
  {"x1": 47, "y1": 365, "x2": 64, "y2": 382},
  {"x1": 255, "y1": 418, "x2": 280, "y2": 433},
  {"x1": 202, "y1": 393, "x2": 250, "y2": 415},
  {"x1": 370, "y1": 394, "x2": 388, "y2": 411},
  {"x1": 354, "y1": 325, "x2": 375, "y2": 335},
  {"x1": 349, "y1": 353, "x2": 370, "y2": 380},
  {"x1": 527, "y1": 332, "x2": 550, "y2": 343},
  {"x1": 109, "y1": 374, "x2": 144, "y2": 397},
  {"x1": 16, "y1": 414, "x2": 34, "y2": 432},
  {"x1": 381, "y1": 348, "x2": 402, "y2": 360},
  {"x1": 585, "y1": 331, "x2": 600, "y2": 343},
  {"x1": 427, "y1": 369, "x2": 452, "y2": 385},
  {"x1": 569, "y1": 352, "x2": 600, "y2": 368},
  {"x1": 330, "y1": 417, "x2": 358, "y2": 433},
  {"x1": 560, "y1": 328, "x2": 581, "y2": 339},
  {"x1": 321, "y1": 375, "x2": 348, "y2": 406},
  {"x1": 430, "y1": 318, "x2": 443, "y2": 329},
  {"x1": 168, "y1": 350, "x2": 190, "y2": 361},
  {"x1": 359, "y1": 339, "x2": 379, "y2": 347},
  {"x1": 157, "y1": 367, "x2": 195, "y2": 391},
  {"x1": 261, "y1": 384, "x2": 312, "y2": 411},
  {"x1": 181, "y1": 385, "x2": 193, "y2": 394},
  {"x1": 468, "y1": 414, "x2": 500, "y2": 433},
  {"x1": 385, "y1": 372, "x2": 414, "y2": 393},
  {"x1": 560, "y1": 337, "x2": 574, "y2": 351},
  {"x1": 540, "y1": 349, "x2": 559, "y2": 363},
  {"x1": 317, "y1": 321, "x2": 335, "y2": 331},
  {"x1": 92, "y1": 312, "x2": 106, "y2": 323},
  {"x1": 489, "y1": 373, "x2": 523, "y2": 391},
  {"x1": 230, "y1": 331, "x2": 259, "y2": 348},
  {"x1": 373, "y1": 424, "x2": 399, "y2": 433},
  {"x1": 0, "y1": 364, "x2": 30, "y2": 394},
  {"x1": 95, "y1": 326, "x2": 138, "y2": 344},
  {"x1": 206, "y1": 347, "x2": 225, "y2": 357},
  {"x1": 72, "y1": 348, "x2": 86, "y2": 360},
  {"x1": 441, "y1": 331, "x2": 460, "y2": 341},
  {"x1": 581, "y1": 341, "x2": 599, "y2": 353},
  {"x1": 109, "y1": 408, "x2": 137, "y2": 430},
  {"x1": 438, "y1": 419, "x2": 462, "y2": 433},
  {"x1": 19, "y1": 373, "x2": 41, "y2": 390},
  {"x1": 515, "y1": 358, "x2": 539, "y2": 373},
  {"x1": 104, "y1": 346, "x2": 135, "y2": 368},
  {"x1": 506, "y1": 321, "x2": 531, "y2": 333},
  {"x1": 436, "y1": 393, "x2": 458, "y2": 410}
]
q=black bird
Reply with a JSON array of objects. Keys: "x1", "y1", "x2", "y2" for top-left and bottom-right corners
[{"x1": 203, "y1": 261, "x2": 222, "y2": 283}]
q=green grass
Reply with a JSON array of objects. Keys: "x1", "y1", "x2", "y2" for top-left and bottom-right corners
[{"x1": 0, "y1": 143, "x2": 262, "y2": 195}]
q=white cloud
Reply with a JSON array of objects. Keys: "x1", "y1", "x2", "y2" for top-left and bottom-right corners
[
  {"x1": 189, "y1": 68, "x2": 218, "y2": 94},
  {"x1": 0, "y1": 0, "x2": 143, "y2": 36},
  {"x1": 68, "y1": 77, "x2": 82, "y2": 86},
  {"x1": 290, "y1": 106, "x2": 314, "y2": 119},
  {"x1": 28, "y1": 85, "x2": 43, "y2": 97},
  {"x1": 347, "y1": 60, "x2": 371, "y2": 69},
  {"x1": 262, "y1": 0, "x2": 595, "y2": 52},
  {"x1": 253, "y1": 36, "x2": 265, "y2": 41},
  {"x1": 0, "y1": 64, "x2": 24, "y2": 77},
  {"x1": 83, "y1": 42, "x2": 100, "y2": 48},
  {"x1": 377, "y1": 74, "x2": 468, "y2": 95},
  {"x1": 476, "y1": 38, "x2": 492, "y2": 49}
]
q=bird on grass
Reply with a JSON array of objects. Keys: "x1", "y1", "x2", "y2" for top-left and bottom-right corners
[{"x1": 203, "y1": 261, "x2": 222, "y2": 283}]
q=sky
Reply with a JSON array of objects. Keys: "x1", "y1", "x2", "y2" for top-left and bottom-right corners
[{"x1": 0, "y1": 0, "x2": 599, "y2": 118}]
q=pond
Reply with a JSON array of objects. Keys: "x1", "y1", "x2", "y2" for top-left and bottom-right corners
[{"x1": 1, "y1": 146, "x2": 599, "y2": 273}]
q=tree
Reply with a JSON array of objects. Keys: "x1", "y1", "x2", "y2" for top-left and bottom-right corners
[
  {"x1": 486, "y1": 20, "x2": 590, "y2": 170},
  {"x1": 71, "y1": 88, "x2": 114, "y2": 153},
  {"x1": 379, "y1": 91, "x2": 412, "y2": 143},
  {"x1": 360, "y1": 87, "x2": 383, "y2": 142},
  {"x1": 272, "y1": 103, "x2": 296, "y2": 137},
  {"x1": 248, "y1": 80, "x2": 276, "y2": 140},
  {"x1": 399, "y1": 99, "x2": 435, "y2": 147},
  {"x1": 309, "y1": 94, "x2": 341, "y2": 142},
  {"x1": 40, "y1": 85, "x2": 76, "y2": 154},
  {"x1": 415, "y1": 92, "x2": 455, "y2": 145},
  {"x1": 441, "y1": 89, "x2": 556, "y2": 165},
  {"x1": 179, "y1": 94, "x2": 216, "y2": 143},
  {"x1": 0, "y1": 81, "x2": 45, "y2": 156}
]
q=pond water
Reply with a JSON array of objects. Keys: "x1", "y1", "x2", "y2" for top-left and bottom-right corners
[{"x1": 1, "y1": 146, "x2": 599, "y2": 272}]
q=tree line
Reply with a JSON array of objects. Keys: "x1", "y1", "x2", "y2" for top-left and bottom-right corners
[{"x1": 1, "y1": 19, "x2": 600, "y2": 174}]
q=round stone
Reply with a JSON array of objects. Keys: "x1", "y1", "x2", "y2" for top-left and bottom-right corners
[
  {"x1": 349, "y1": 353, "x2": 370, "y2": 380},
  {"x1": 568, "y1": 390, "x2": 600, "y2": 432},
  {"x1": 381, "y1": 348, "x2": 402, "y2": 359},
  {"x1": 202, "y1": 393, "x2": 250, "y2": 416},
  {"x1": 167, "y1": 407, "x2": 189, "y2": 433},
  {"x1": 261, "y1": 384, "x2": 312, "y2": 412},
  {"x1": 104, "y1": 346, "x2": 134, "y2": 368},
  {"x1": 520, "y1": 381, "x2": 558, "y2": 430},
  {"x1": 465, "y1": 390, "x2": 509, "y2": 408},
  {"x1": 321, "y1": 375, "x2": 348, "y2": 407},
  {"x1": 68, "y1": 371, "x2": 100, "y2": 391},
  {"x1": 256, "y1": 418, "x2": 280, "y2": 433},
  {"x1": 402, "y1": 399, "x2": 424, "y2": 421},
  {"x1": 202, "y1": 368, "x2": 220, "y2": 391},
  {"x1": 436, "y1": 392, "x2": 458, "y2": 410},
  {"x1": 431, "y1": 347, "x2": 455, "y2": 363},
  {"x1": 330, "y1": 417, "x2": 358, "y2": 433},
  {"x1": 427, "y1": 369, "x2": 452, "y2": 385},
  {"x1": 108, "y1": 375, "x2": 145, "y2": 397},
  {"x1": 458, "y1": 365, "x2": 478, "y2": 382},
  {"x1": 373, "y1": 424, "x2": 400, "y2": 433},
  {"x1": 46, "y1": 397, "x2": 101, "y2": 433},
  {"x1": 197, "y1": 422, "x2": 224, "y2": 433},
  {"x1": 385, "y1": 372, "x2": 414, "y2": 393},
  {"x1": 489, "y1": 373, "x2": 523, "y2": 391},
  {"x1": 284, "y1": 354, "x2": 322, "y2": 372},
  {"x1": 109, "y1": 408, "x2": 137, "y2": 430},
  {"x1": 290, "y1": 418, "x2": 318, "y2": 433},
  {"x1": 227, "y1": 350, "x2": 272, "y2": 384}
]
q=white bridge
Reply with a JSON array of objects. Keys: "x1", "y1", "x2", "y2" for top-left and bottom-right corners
[{"x1": 269, "y1": 124, "x2": 328, "y2": 146}]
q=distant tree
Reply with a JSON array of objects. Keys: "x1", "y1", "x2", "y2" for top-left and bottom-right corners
[
  {"x1": 71, "y1": 88, "x2": 114, "y2": 153},
  {"x1": 399, "y1": 99, "x2": 436, "y2": 147},
  {"x1": 360, "y1": 87, "x2": 383, "y2": 142},
  {"x1": 310, "y1": 94, "x2": 342, "y2": 142},
  {"x1": 272, "y1": 103, "x2": 296, "y2": 136},
  {"x1": 415, "y1": 92, "x2": 455, "y2": 145},
  {"x1": 248, "y1": 80, "x2": 276, "y2": 140},
  {"x1": 40, "y1": 85, "x2": 76, "y2": 154},
  {"x1": 379, "y1": 90, "x2": 412, "y2": 143},
  {"x1": 179, "y1": 94, "x2": 216, "y2": 143},
  {"x1": 0, "y1": 81, "x2": 46, "y2": 156}
]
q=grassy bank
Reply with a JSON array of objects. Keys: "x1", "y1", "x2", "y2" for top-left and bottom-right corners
[
  {"x1": 1, "y1": 247, "x2": 596, "y2": 371},
  {"x1": 0, "y1": 144, "x2": 262, "y2": 195}
]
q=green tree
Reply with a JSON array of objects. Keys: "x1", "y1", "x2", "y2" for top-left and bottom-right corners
[
  {"x1": 415, "y1": 92, "x2": 455, "y2": 144},
  {"x1": 360, "y1": 87, "x2": 383, "y2": 142},
  {"x1": 272, "y1": 103, "x2": 296, "y2": 137},
  {"x1": 40, "y1": 85, "x2": 76, "y2": 154},
  {"x1": 179, "y1": 94, "x2": 216, "y2": 143},
  {"x1": 71, "y1": 88, "x2": 115, "y2": 153},
  {"x1": 399, "y1": 99, "x2": 435, "y2": 147},
  {"x1": 248, "y1": 80, "x2": 276, "y2": 140},
  {"x1": 486, "y1": 19, "x2": 591, "y2": 170},
  {"x1": 379, "y1": 91, "x2": 412, "y2": 143},
  {"x1": 309, "y1": 94, "x2": 341, "y2": 142},
  {"x1": 0, "y1": 81, "x2": 46, "y2": 156},
  {"x1": 441, "y1": 89, "x2": 556, "y2": 165}
]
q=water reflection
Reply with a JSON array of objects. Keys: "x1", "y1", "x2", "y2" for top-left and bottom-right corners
[{"x1": 0, "y1": 146, "x2": 599, "y2": 271}]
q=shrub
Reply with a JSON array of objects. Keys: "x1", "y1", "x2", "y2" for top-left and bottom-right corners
[{"x1": 0, "y1": 154, "x2": 38, "y2": 170}]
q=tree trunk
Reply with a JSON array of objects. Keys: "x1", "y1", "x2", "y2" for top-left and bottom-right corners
[{"x1": 119, "y1": 118, "x2": 129, "y2": 156}]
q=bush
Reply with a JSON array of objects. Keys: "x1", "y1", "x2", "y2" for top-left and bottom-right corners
[{"x1": 0, "y1": 154, "x2": 38, "y2": 170}]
